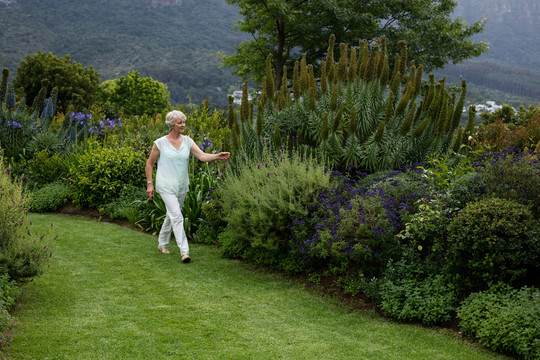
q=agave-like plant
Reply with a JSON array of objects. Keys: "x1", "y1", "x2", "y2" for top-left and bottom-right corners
[{"x1": 228, "y1": 36, "x2": 468, "y2": 173}]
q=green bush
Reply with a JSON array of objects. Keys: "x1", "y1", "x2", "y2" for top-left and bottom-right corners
[
  {"x1": 458, "y1": 284, "x2": 540, "y2": 359},
  {"x1": 29, "y1": 181, "x2": 71, "y2": 213},
  {"x1": 447, "y1": 172, "x2": 487, "y2": 209},
  {"x1": 68, "y1": 140, "x2": 146, "y2": 209},
  {"x1": 0, "y1": 152, "x2": 51, "y2": 282},
  {"x1": 99, "y1": 186, "x2": 144, "y2": 220},
  {"x1": 220, "y1": 151, "x2": 330, "y2": 266},
  {"x1": 379, "y1": 260, "x2": 456, "y2": 325},
  {"x1": 476, "y1": 150, "x2": 540, "y2": 217},
  {"x1": 446, "y1": 197, "x2": 539, "y2": 295},
  {"x1": 0, "y1": 273, "x2": 21, "y2": 332}
]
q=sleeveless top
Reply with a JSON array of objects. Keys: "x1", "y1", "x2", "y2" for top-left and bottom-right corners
[{"x1": 154, "y1": 135, "x2": 194, "y2": 196}]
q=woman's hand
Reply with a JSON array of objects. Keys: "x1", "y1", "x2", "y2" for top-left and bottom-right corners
[{"x1": 146, "y1": 183, "x2": 154, "y2": 199}]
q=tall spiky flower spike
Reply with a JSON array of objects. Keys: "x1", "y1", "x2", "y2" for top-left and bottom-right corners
[
  {"x1": 292, "y1": 60, "x2": 300, "y2": 100},
  {"x1": 300, "y1": 54, "x2": 309, "y2": 92},
  {"x1": 337, "y1": 43, "x2": 348, "y2": 81},
  {"x1": 240, "y1": 81, "x2": 249, "y2": 122},
  {"x1": 265, "y1": 54, "x2": 274, "y2": 102},
  {"x1": 326, "y1": 35, "x2": 336, "y2": 84},
  {"x1": 0, "y1": 68, "x2": 9, "y2": 104},
  {"x1": 320, "y1": 60, "x2": 328, "y2": 94},
  {"x1": 398, "y1": 40, "x2": 408, "y2": 78},
  {"x1": 348, "y1": 46, "x2": 357, "y2": 82}
]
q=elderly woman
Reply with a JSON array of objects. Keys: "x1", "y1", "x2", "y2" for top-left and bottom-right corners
[{"x1": 145, "y1": 110, "x2": 230, "y2": 263}]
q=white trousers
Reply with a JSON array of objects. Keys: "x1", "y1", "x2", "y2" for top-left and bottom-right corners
[{"x1": 158, "y1": 192, "x2": 189, "y2": 255}]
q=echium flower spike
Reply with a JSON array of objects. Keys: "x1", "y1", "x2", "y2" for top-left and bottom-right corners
[
  {"x1": 436, "y1": 90, "x2": 449, "y2": 135},
  {"x1": 272, "y1": 122, "x2": 281, "y2": 147},
  {"x1": 337, "y1": 43, "x2": 348, "y2": 82},
  {"x1": 452, "y1": 127, "x2": 464, "y2": 152},
  {"x1": 227, "y1": 95, "x2": 236, "y2": 129},
  {"x1": 256, "y1": 104, "x2": 263, "y2": 136},
  {"x1": 260, "y1": 76, "x2": 268, "y2": 108},
  {"x1": 349, "y1": 105, "x2": 358, "y2": 135},
  {"x1": 332, "y1": 104, "x2": 343, "y2": 133},
  {"x1": 399, "y1": 100, "x2": 416, "y2": 135},
  {"x1": 389, "y1": 70, "x2": 401, "y2": 97},
  {"x1": 320, "y1": 60, "x2": 328, "y2": 94},
  {"x1": 374, "y1": 120, "x2": 386, "y2": 142},
  {"x1": 240, "y1": 81, "x2": 249, "y2": 122},
  {"x1": 348, "y1": 46, "x2": 357, "y2": 82},
  {"x1": 280, "y1": 66, "x2": 289, "y2": 105},
  {"x1": 330, "y1": 84, "x2": 338, "y2": 111},
  {"x1": 398, "y1": 40, "x2": 408, "y2": 77},
  {"x1": 450, "y1": 78, "x2": 467, "y2": 130},
  {"x1": 384, "y1": 91, "x2": 395, "y2": 121},
  {"x1": 405, "y1": 61, "x2": 416, "y2": 95},
  {"x1": 321, "y1": 112, "x2": 329, "y2": 141},
  {"x1": 32, "y1": 78, "x2": 49, "y2": 111},
  {"x1": 395, "y1": 83, "x2": 411, "y2": 117},
  {"x1": 309, "y1": 84, "x2": 317, "y2": 111},
  {"x1": 300, "y1": 54, "x2": 309, "y2": 92},
  {"x1": 379, "y1": 53, "x2": 390, "y2": 87},
  {"x1": 364, "y1": 48, "x2": 377, "y2": 82},
  {"x1": 413, "y1": 115, "x2": 430, "y2": 137},
  {"x1": 464, "y1": 104, "x2": 476, "y2": 138},
  {"x1": 326, "y1": 35, "x2": 336, "y2": 84},
  {"x1": 231, "y1": 121, "x2": 239, "y2": 151},
  {"x1": 5, "y1": 83, "x2": 16, "y2": 109},
  {"x1": 390, "y1": 53, "x2": 401, "y2": 86},
  {"x1": 265, "y1": 54, "x2": 274, "y2": 101},
  {"x1": 0, "y1": 68, "x2": 9, "y2": 104},
  {"x1": 427, "y1": 83, "x2": 442, "y2": 120},
  {"x1": 292, "y1": 61, "x2": 300, "y2": 100},
  {"x1": 358, "y1": 41, "x2": 369, "y2": 80},
  {"x1": 413, "y1": 64, "x2": 424, "y2": 97}
]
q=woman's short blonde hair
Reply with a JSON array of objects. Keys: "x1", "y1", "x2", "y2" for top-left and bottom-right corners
[{"x1": 165, "y1": 110, "x2": 186, "y2": 129}]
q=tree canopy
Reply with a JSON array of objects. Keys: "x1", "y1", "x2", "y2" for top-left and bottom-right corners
[
  {"x1": 14, "y1": 51, "x2": 100, "y2": 111},
  {"x1": 223, "y1": 0, "x2": 488, "y2": 86},
  {"x1": 96, "y1": 70, "x2": 171, "y2": 116}
]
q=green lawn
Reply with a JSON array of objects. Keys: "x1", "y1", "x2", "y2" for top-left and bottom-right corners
[{"x1": 4, "y1": 214, "x2": 509, "y2": 360}]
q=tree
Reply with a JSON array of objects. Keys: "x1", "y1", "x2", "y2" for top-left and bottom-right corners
[
  {"x1": 223, "y1": 0, "x2": 487, "y2": 86},
  {"x1": 96, "y1": 70, "x2": 171, "y2": 116},
  {"x1": 14, "y1": 51, "x2": 100, "y2": 111}
]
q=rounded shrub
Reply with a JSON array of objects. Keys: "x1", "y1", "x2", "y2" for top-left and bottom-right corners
[
  {"x1": 446, "y1": 197, "x2": 539, "y2": 295},
  {"x1": 447, "y1": 172, "x2": 487, "y2": 209},
  {"x1": 29, "y1": 181, "x2": 71, "y2": 213},
  {"x1": 458, "y1": 284, "x2": 540, "y2": 360},
  {"x1": 68, "y1": 141, "x2": 146, "y2": 209}
]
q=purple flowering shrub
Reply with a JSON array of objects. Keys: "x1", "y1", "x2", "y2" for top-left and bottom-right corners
[{"x1": 291, "y1": 168, "x2": 430, "y2": 277}]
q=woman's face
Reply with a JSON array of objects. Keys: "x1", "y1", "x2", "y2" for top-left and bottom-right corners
[{"x1": 172, "y1": 117, "x2": 186, "y2": 133}]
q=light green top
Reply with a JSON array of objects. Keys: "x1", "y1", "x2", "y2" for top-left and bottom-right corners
[{"x1": 154, "y1": 135, "x2": 194, "y2": 196}]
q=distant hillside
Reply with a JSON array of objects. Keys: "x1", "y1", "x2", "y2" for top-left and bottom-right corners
[
  {"x1": 0, "y1": 0, "x2": 246, "y2": 107},
  {"x1": 438, "y1": 0, "x2": 540, "y2": 106},
  {"x1": 1, "y1": 0, "x2": 539, "y2": 108}
]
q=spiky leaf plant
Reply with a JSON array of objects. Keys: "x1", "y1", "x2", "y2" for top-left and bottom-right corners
[{"x1": 227, "y1": 36, "x2": 467, "y2": 173}]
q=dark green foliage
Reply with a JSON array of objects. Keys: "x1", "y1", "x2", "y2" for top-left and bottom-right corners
[
  {"x1": 99, "y1": 186, "x2": 145, "y2": 220},
  {"x1": 458, "y1": 284, "x2": 540, "y2": 360},
  {"x1": 24, "y1": 149, "x2": 69, "y2": 188},
  {"x1": 68, "y1": 141, "x2": 146, "y2": 209},
  {"x1": 446, "y1": 197, "x2": 540, "y2": 295},
  {"x1": 380, "y1": 260, "x2": 456, "y2": 325},
  {"x1": 29, "y1": 181, "x2": 71, "y2": 213},
  {"x1": 14, "y1": 52, "x2": 99, "y2": 111},
  {"x1": 447, "y1": 172, "x2": 488, "y2": 209},
  {"x1": 0, "y1": 273, "x2": 21, "y2": 332}
]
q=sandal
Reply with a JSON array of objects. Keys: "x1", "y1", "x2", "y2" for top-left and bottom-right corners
[
  {"x1": 158, "y1": 246, "x2": 170, "y2": 254},
  {"x1": 181, "y1": 254, "x2": 191, "y2": 263}
]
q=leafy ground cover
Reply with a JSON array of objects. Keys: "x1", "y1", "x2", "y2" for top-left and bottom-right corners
[{"x1": 3, "y1": 214, "x2": 508, "y2": 360}]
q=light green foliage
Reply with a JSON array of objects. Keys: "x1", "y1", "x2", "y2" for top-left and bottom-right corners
[
  {"x1": 181, "y1": 101, "x2": 231, "y2": 153},
  {"x1": 380, "y1": 260, "x2": 456, "y2": 325},
  {"x1": 24, "y1": 149, "x2": 69, "y2": 187},
  {"x1": 14, "y1": 52, "x2": 99, "y2": 111},
  {"x1": 458, "y1": 284, "x2": 540, "y2": 360},
  {"x1": 96, "y1": 70, "x2": 170, "y2": 116},
  {"x1": 229, "y1": 38, "x2": 466, "y2": 173},
  {"x1": 0, "y1": 273, "x2": 21, "y2": 333},
  {"x1": 417, "y1": 153, "x2": 474, "y2": 192},
  {"x1": 220, "y1": 150, "x2": 330, "y2": 252},
  {"x1": 68, "y1": 140, "x2": 146, "y2": 209},
  {"x1": 446, "y1": 197, "x2": 540, "y2": 295},
  {"x1": 0, "y1": 152, "x2": 51, "y2": 282},
  {"x1": 29, "y1": 181, "x2": 71, "y2": 213}
]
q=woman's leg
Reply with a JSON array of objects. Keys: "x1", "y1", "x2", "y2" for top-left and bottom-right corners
[
  {"x1": 158, "y1": 212, "x2": 172, "y2": 248},
  {"x1": 159, "y1": 192, "x2": 189, "y2": 256}
]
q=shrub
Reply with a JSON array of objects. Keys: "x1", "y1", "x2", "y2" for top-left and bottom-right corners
[
  {"x1": 29, "y1": 181, "x2": 71, "y2": 213},
  {"x1": 458, "y1": 284, "x2": 540, "y2": 359},
  {"x1": 446, "y1": 197, "x2": 539, "y2": 295},
  {"x1": 220, "y1": 151, "x2": 330, "y2": 268},
  {"x1": 379, "y1": 260, "x2": 456, "y2": 325},
  {"x1": 296, "y1": 168, "x2": 429, "y2": 277},
  {"x1": 0, "y1": 273, "x2": 21, "y2": 332},
  {"x1": 474, "y1": 149, "x2": 540, "y2": 216},
  {"x1": 446, "y1": 172, "x2": 487, "y2": 209},
  {"x1": 0, "y1": 152, "x2": 51, "y2": 282},
  {"x1": 473, "y1": 116, "x2": 540, "y2": 151},
  {"x1": 99, "y1": 186, "x2": 144, "y2": 220},
  {"x1": 68, "y1": 140, "x2": 146, "y2": 209}
]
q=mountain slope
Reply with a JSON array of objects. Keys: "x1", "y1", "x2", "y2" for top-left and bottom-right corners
[{"x1": 0, "y1": 0, "x2": 246, "y2": 106}]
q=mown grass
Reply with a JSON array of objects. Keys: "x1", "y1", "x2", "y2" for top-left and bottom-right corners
[{"x1": 4, "y1": 214, "x2": 509, "y2": 360}]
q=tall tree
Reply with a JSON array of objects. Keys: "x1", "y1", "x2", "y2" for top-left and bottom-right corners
[{"x1": 223, "y1": 0, "x2": 487, "y2": 86}]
